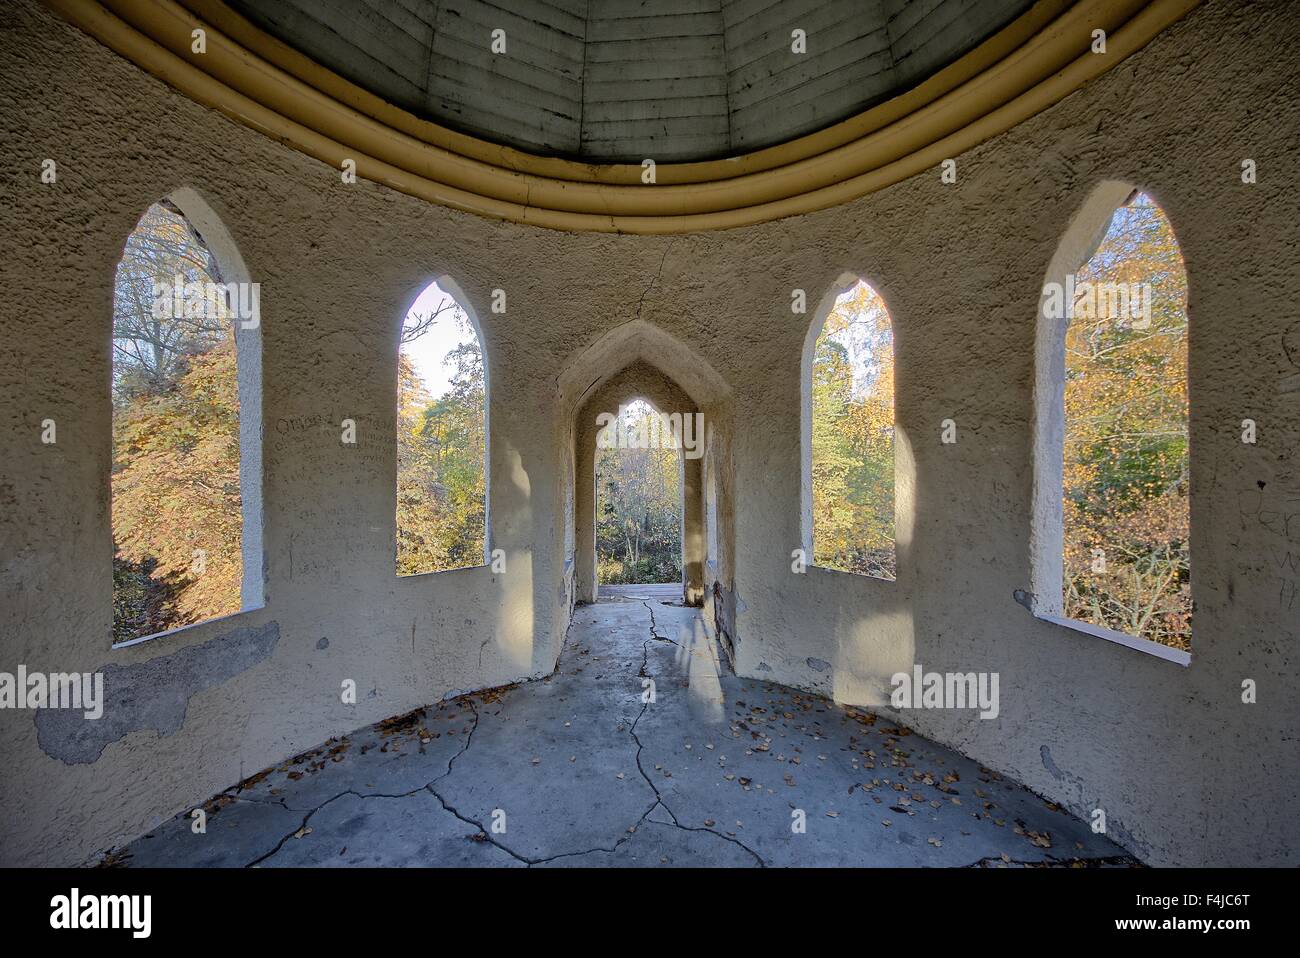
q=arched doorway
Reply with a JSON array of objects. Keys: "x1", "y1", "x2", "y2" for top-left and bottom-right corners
[{"x1": 574, "y1": 362, "x2": 703, "y2": 606}]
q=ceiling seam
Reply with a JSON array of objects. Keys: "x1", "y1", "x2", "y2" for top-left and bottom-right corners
[
  {"x1": 578, "y1": 0, "x2": 590, "y2": 157},
  {"x1": 718, "y1": 0, "x2": 733, "y2": 156},
  {"x1": 423, "y1": 0, "x2": 439, "y2": 115}
]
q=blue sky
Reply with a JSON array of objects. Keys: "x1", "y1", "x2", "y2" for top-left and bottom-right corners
[{"x1": 400, "y1": 280, "x2": 477, "y2": 398}]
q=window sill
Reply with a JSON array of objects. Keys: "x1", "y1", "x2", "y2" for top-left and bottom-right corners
[
  {"x1": 1034, "y1": 612, "x2": 1191, "y2": 667},
  {"x1": 396, "y1": 562, "x2": 490, "y2": 579},
  {"x1": 807, "y1": 563, "x2": 897, "y2": 584},
  {"x1": 112, "y1": 606, "x2": 259, "y2": 651}
]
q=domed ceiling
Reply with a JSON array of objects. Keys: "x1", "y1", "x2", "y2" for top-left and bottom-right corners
[
  {"x1": 227, "y1": 0, "x2": 1038, "y2": 162},
  {"x1": 48, "y1": 0, "x2": 1200, "y2": 231}
]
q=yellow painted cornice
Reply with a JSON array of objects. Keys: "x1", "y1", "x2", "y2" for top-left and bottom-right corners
[{"x1": 45, "y1": 0, "x2": 1201, "y2": 233}]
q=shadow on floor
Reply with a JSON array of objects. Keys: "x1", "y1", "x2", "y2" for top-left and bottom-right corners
[{"x1": 101, "y1": 601, "x2": 1139, "y2": 868}]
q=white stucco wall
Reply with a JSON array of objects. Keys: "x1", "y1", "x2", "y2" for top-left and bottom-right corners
[{"x1": 1, "y1": 0, "x2": 1296, "y2": 866}]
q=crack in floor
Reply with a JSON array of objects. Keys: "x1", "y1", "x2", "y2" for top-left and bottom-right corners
[
  {"x1": 246, "y1": 786, "x2": 423, "y2": 868},
  {"x1": 641, "y1": 600, "x2": 680, "y2": 647},
  {"x1": 246, "y1": 693, "x2": 486, "y2": 867},
  {"x1": 427, "y1": 781, "x2": 660, "y2": 867},
  {"x1": 415, "y1": 602, "x2": 761, "y2": 867},
  {"x1": 238, "y1": 602, "x2": 775, "y2": 868},
  {"x1": 422, "y1": 641, "x2": 659, "y2": 866},
  {"x1": 116, "y1": 596, "x2": 1131, "y2": 869},
  {"x1": 252, "y1": 628, "x2": 662, "y2": 867},
  {"x1": 627, "y1": 611, "x2": 766, "y2": 868}
]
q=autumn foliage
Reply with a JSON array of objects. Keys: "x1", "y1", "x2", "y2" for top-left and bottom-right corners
[
  {"x1": 1061, "y1": 193, "x2": 1190, "y2": 649},
  {"x1": 111, "y1": 197, "x2": 1189, "y2": 652},
  {"x1": 113, "y1": 341, "x2": 243, "y2": 638},
  {"x1": 395, "y1": 313, "x2": 487, "y2": 576},
  {"x1": 808, "y1": 201, "x2": 1190, "y2": 652},
  {"x1": 111, "y1": 203, "x2": 242, "y2": 643},
  {"x1": 810, "y1": 280, "x2": 897, "y2": 579}
]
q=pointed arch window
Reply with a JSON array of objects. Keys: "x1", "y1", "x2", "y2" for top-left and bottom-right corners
[
  {"x1": 111, "y1": 195, "x2": 262, "y2": 645},
  {"x1": 1033, "y1": 186, "x2": 1190, "y2": 659},
  {"x1": 396, "y1": 279, "x2": 488, "y2": 575},
  {"x1": 802, "y1": 276, "x2": 897, "y2": 580}
]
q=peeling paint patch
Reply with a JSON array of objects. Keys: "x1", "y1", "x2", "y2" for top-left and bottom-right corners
[{"x1": 35, "y1": 623, "x2": 280, "y2": 765}]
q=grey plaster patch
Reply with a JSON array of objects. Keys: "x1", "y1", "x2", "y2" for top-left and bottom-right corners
[
  {"x1": 756, "y1": 661, "x2": 772, "y2": 672},
  {"x1": 805, "y1": 657, "x2": 831, "y2": 673},
  {"x1": 1041, "y1": 745, "x2": 1064, "y2": 781},
  {"x1": 316, "y1": 637, "x2": 329, "y2": 650},
  {"x1": 1013, "y1": 589, "x2": 1036, "y2": 611},
  {"x1": 35, "y1": 623, "x2": 280, "y2": 765}
]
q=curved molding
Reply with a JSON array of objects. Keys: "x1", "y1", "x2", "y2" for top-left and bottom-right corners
[{"x1": 47, "y1": 0, "x2": 1201, "y2": 233}]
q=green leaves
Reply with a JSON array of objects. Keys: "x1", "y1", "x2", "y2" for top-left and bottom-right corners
[
  {"x1": 595, "y1": 401, "x2": 683, "y2": 584},
  {"x1": 396, "y1": 342, "x2": 486, "y2": 575}
]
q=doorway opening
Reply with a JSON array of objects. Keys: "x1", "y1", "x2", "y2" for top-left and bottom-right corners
[{"x1": 595, "y1": 399, "x2": 684, "y2": 593}]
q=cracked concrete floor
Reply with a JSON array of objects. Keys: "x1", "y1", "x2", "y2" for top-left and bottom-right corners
[{"x1": 106, "y1": 598, "x2": 1136, "y2": 868}]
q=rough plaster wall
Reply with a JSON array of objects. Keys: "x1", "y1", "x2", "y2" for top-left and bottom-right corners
[
  {"x1": 715, "y1": 1, "x2": 1300, "y2": 867},
  {"x1": 1, "y1": 0, "x2": 1297, "y2": 866},
  {"x1": 34, "y1": 623, "x2": 280, "y2": 764},
  {"x1": 701, "y1": 418, "x2": 737, "y2": 657},
  {"x1": 1, "y1": 0, "x2": 569, "y2": 867},
  {"x1": 572, "y1": 361, "x2": 704, "y2": 604}
]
